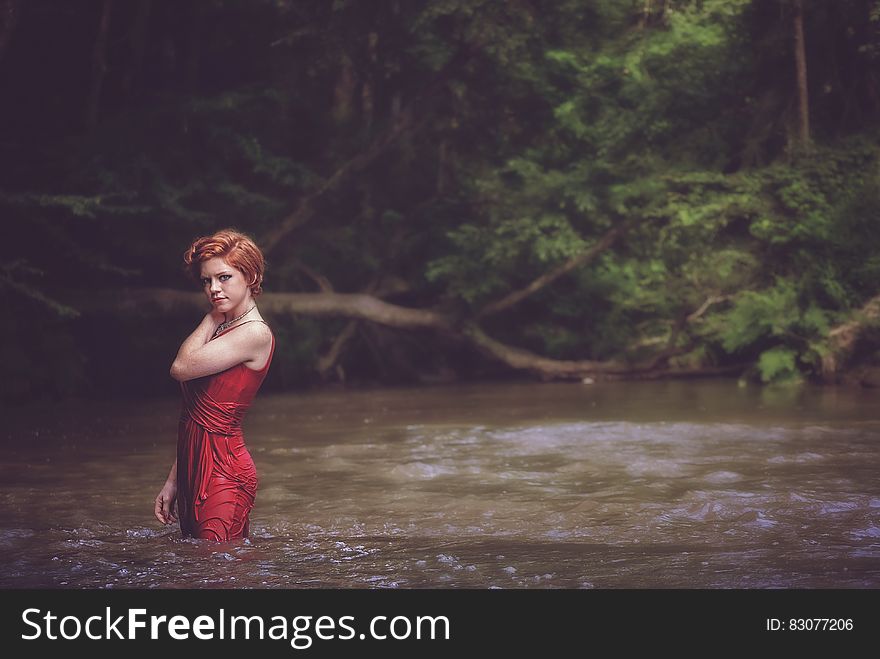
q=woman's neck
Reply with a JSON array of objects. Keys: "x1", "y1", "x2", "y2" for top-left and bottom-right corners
[{"x1": 225, "y1": 298, "x2": 255, "y2": 323}]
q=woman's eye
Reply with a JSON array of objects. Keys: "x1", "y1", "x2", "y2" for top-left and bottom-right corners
[{"x1": 220, "y1": 275, "x2": 231, "y2": 281}]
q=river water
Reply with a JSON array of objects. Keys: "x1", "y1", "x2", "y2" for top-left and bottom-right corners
[{"x1": 1, "y1": 380, "x2": 878, "y2": 588}]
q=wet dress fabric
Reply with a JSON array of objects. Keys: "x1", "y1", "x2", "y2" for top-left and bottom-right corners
[{"x1": 176, "y1": 321, "x2": 274, "y2": 541}]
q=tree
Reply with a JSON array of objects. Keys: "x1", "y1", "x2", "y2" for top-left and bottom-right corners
[
  {"x1": 2, "y1": 0, "x2": 880, "y2": 400},
  {"x1": 0, "y1": 0, "x2": 20, "y2": 64},
  {"x1": 792, "y1": 0, "x2": 810, "y2": 147}
]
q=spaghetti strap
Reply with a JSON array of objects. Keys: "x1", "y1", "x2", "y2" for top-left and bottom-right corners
[
  {"x1": 227, "y1": 320, "x2": 270, "y2": 330},
  {"x1": 211, "y1": 320, "x2": 272, "y2": 341}
]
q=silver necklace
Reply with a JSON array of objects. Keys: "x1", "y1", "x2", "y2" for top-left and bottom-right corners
[{"x1": 213, "y1": 304, "x2": 256, "y2": 337}]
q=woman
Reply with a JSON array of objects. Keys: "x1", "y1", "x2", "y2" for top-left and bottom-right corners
[{"x1": 154, "y1": 228, "x2": 275, "y2": 541}]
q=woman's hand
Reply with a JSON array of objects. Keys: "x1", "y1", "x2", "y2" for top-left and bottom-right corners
[
  {"x1": 204, "y1": 309, "x2": 225, "y2": 340},
  {"x1": 154, "y1": 481, "x2": 178, "y2": 525}
]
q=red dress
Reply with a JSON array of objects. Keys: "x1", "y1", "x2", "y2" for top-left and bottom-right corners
[{"x1": 176, "y1": 320, "x2": 274, "y2": 541}]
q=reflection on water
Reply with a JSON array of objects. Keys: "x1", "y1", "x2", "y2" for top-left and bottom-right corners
[{"x1": 1, "y1": 380, "x2": 878, "y2": 588}]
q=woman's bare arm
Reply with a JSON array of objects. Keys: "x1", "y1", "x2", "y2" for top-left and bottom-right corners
[{"x1": 170, "y1": 316, "x2": 271, "y2": 382}]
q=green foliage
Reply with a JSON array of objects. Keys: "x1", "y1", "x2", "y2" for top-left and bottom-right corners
[
  {"x1": 716, "y1": 280, "x2": 800, "y2": 352},
  {"x1": 757, "y1": 346, "x2": 799, "y2": 383},
  {"x1": 700, "y1": 277, "x2": 835, "y2": 382},
  {"x1": 3, "y1": 0, "x2": 880, "y2": 396}
]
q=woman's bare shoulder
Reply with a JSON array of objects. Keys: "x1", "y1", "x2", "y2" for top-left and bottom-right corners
[
  {"x1": 243, "y1": 319, "x2": 273, "y2": 343},
  {"x1": 241, "y1": 320, "x2": 273, "y2": 370}
]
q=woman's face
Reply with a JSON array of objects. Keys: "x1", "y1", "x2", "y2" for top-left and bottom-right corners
[{"x1": 199, "y1": 257, "x2": 251, "y2": 314}]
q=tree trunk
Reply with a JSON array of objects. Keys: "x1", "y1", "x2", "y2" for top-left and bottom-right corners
[
  {"x1": 437, "y1": 139, "x2": 448, "y2": 195},
  {"x1": 70, "y1": 287, "x2": 739, "y2": 382},
  {"x1": 792, "y1": 0, "x2": 810, "y2": 147},
  {"x1": 461, "y1": 324, "x2": 740, "y2": 381},
  {"x1": 95, "y1": 288, "x2": 454, "y2": 331},
  {"x1": 333, "y1": 54, "x2": 356, "y2": 124},
  {"x1": 85, "y1": 0, "x2": 113, "y2": 131},
  {"x1": 122, "y1": 0, "x2": 151, "y2": 96},
  {"x1": 638, "y1": 0, "x2": 652, "y2": 29},
  {"x1": 0, "y1": 0, "x2": 21, "y2": 65},
  {"x1": 362, "y1": 31, "x2": 379, "y2": 131},
  {"x1": 183, "y1": 0, "x2": 201, "y2": 93}
]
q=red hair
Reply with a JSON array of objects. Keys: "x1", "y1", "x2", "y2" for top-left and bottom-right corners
[{"x1": 183, "y1": 228, "x2": 265, "y2": 296}]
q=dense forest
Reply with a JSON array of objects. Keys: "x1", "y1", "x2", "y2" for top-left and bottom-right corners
[{"x1": 1, "y1": 0, "x2": 879, "y2": 402}]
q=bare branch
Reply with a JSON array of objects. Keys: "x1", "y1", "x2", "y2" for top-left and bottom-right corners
[
  {"x1": 476, "y1": 222, "x2": 628, "y2": 319},
  {"x1": 259, "y1": 48, "x2": 475, "y2": 256},
  {"x1": 292, "y1": 259, "x2": 334, "y2": 293},
  {"x1": 685, "y1": 294, "x2": 730, "y2": 323},
  {"x1": 260, "y1": 110, "x2": 423, "y2": 255},
  {"x1": 316, "y1": 319, "x2": 359, "y2": 378},
  {"x1": 85, "y1": 0, "x2": 113, "y2": 131}
]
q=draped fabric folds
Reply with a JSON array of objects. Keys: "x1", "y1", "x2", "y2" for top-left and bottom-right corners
[{"x1": 176, "y1": 324, "x2": 274, "y2": 541}]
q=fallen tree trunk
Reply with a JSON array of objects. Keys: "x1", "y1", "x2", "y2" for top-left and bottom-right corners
[
  {"x1": 461, "y1": 323, "x2": 627, "y2": 378},
  {"x1": 96, "y1": 288, "x2": 453, "y2": 330},
  {"x1": 461, "y1": 324, "x2": 738, "y2": 381},
  {"x1": 74, "y1": 287, "x2": 739, "y2": 382}
]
